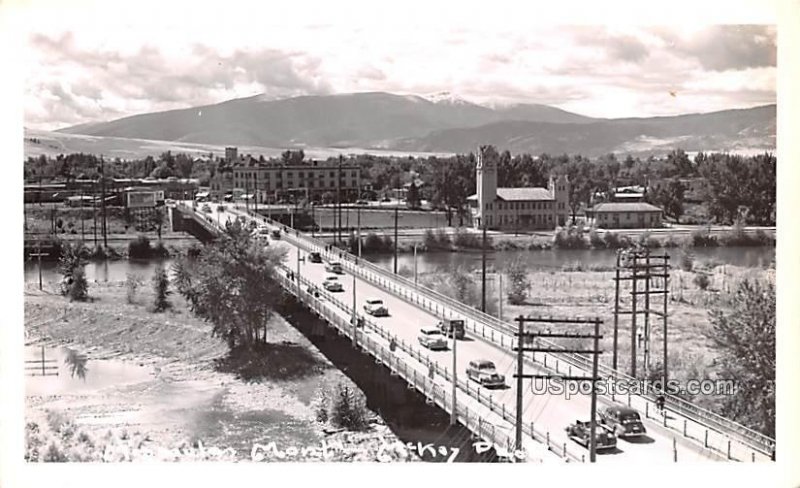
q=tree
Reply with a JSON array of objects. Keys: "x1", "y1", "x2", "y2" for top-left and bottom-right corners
[
  {"x1": 58, "y1": 242, "x2": 86, "y2": 298},
  {"x1": 152, "y1": 263, "x2": 171, "y2": 312},
  {"x1": 172, "y1": 219, "x2": 287, "y2": 349},
  {"x1": 406, "y1": 181, "x2": 421, "y2": 209},
  {"x1": 648, "y1": 178, "x2": 686, "y2": 222},
  {"x1": 708, "y1": 279, "x2": 775, "y2": 437},
  {"x1": 505, "y1": 257, "x2": 530, "y2": 305}
]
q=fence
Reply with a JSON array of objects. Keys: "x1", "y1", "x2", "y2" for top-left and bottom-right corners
[{"x1": 180, "y1": 203, "x2": 774, "y2": 460}]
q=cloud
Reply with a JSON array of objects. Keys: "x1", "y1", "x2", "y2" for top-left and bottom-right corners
[
  {"x1": 661, "y1": 25, "x2": 776, "y2": 71},
  {"x1": 26, "y1": 34, "x2": 330, "y2": 128}
]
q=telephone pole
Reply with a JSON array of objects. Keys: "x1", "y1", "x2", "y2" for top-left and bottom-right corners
[
  {"x1": 393, "y1": 205, "x2": 399, "y2": 274},
  {"x1": 357, "y1": 205, "x2": 362, "y2": 258},
  {"x1": 336, "y1": 155, "x2": 342, "y2": 246},
  {"x1": 513, "y1": 315, "x2": 603, "y2": 461},
  {"x1": 481, "y1": 223, "x2": 487, "y2": 312},
  {"x1": 100, "y1": 158, "x2": 107, "y2": 248},
  {"x1": 450, "y1": 329, "x2": 457, "y2": 426}
]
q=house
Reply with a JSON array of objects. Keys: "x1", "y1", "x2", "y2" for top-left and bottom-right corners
[
  {"x1": 467, "y1": 146, "x2": 570, "y2": 230},
  {"x1": 586, "y1": 202, "x2": 664, "y2": 229}
]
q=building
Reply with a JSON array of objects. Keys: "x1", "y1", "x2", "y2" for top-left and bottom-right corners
[
  {"x1": 225, "y1": 147, "x2": 238, "y2": 163},
  {"x1": 209, "y1": 168, "x2": 234, "y2": 199},
  {"x1": 231, "y1": 160, "x2": 361, "y2": 203},
  {"x1": 585, "y1": 202, "x2": 663, "y2": 229},
  {"x1": 468, "y1": 146, "x2": 569, "y2": 230}
]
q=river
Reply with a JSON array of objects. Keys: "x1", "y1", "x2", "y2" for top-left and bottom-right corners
[{"x1": 23, "y1": 246, "x2": 773, "y2": 284}]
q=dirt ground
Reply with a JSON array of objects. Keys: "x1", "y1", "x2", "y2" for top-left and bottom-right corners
[{"x1": 24, "y1": 280, "x2": 415, "y2": 462}]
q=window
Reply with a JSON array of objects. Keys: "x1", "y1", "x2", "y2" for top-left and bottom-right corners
[{"x1": 329, "y1": 171, "x2": 335, "y2": 177}]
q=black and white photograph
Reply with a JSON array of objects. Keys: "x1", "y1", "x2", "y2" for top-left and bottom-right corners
[{"x1": 1, "y1": 0, "x2": 798, "y2": 486}]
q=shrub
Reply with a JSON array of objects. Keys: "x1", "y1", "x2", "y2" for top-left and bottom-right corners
[
  {"x1": 694, "y1": 272, "x2": 711, "y2": 290},
  {"x1": 126, "y1": 272, "x2": 143, "y2": 304},
  {"x1": 43, "y1": 442, "x2": 68, "y2": 462},
  {"x1": 152, "y1": 242, "x2": 170, "y2": 258},
  {"x1": 328, "y1": 383, "x2": 370, "y2": 431},
  {"x1": 152, "y1": 263, "x2": 171, "y2": 312},
  {"x1": 553, "y1": 225, "x2": 588, "y2": 249},
  {"x1": 691, "y1": 229, "x2": 718, "y2": 247},
  {"x1": 679, "y1": 245, "x2": 694, "y2": 272},
  {"x1": 68, "y1": 267, "x2": 89, "y2": 301},
  {"x1": 589, "y1": 230, "x2": 605, "y2": 249},
  {"x1": 423, "y1": 229, "x2": 438, "y2": 249},
  {"x1": 381, "y1": 235, "x2": 394, "y2": 252},
  {"x1": 435, "y1": 228, "x2": 451, "y2": 247},
  {"x1": 187, "y1": 243, "x2": 203, "y2": 259},
  {"x1": 603, "y1": 231, "x2": 628, "y2": 249},
  {"x1": 128, "y1": 235, "x2": 153, "y2": 259},
  {"x1": 506, "y1": 257, "x2": 530, "y2": 305},
  {"x1": 453, "y1": 228, "x2": 484, "y2": 249}
]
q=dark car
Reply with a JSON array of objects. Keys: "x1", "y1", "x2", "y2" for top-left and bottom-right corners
[
  {"x1": 271, "y1": 229, "x2": 281, "y2": 240},
  {"x1": 565, "y1": 420, "x2": 617, "y2": 451},
  {"x1": 309, "y1": 252, "x2": 323, "y2": 263},
  {"x1": 438, "y1": 318, "x2": 465, "y2": 339},
  {"x1": 599, "y1": 406, "x2": 647, "y2": 438}
]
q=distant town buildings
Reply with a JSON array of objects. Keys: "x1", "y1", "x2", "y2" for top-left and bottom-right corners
[
  {"x1": 210, "y1": 149, "x2": 363, "y2": 203},
  {"x1": 468, "y1": 146, "x2": 570, "y2": 230}
]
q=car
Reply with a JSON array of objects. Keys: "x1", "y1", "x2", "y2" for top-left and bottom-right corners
[
  {"x1": 417, "y1": 326, "x2": 448, "y2": 350},
  {"x1": 598, "y1": 406, "x2": 647, "y2": 438},
  {"x1": 363, "y1": 298, "x2": 389, "y2": 317},
  {"x1": 309, "y1": 252, "x2": 323, "y2": 263},
  {"x1": 438, "y1": 318, "x2": 465, "y2": 339},
  {"x1": 201, "y1": 203, "x2": 211, "y2": 213},
  {"x1": 565, "y1": 420, "x2": 617, "y2": 452},
  {"x1": 466, "y1": 359, "x2": 505, "y2": 388},
  {"x1": 323, "y1": 275, "x2": 344, "y2": 292},
  {"x1": 271, "y1": 229, "x2": 281, "y2": 240},
  {"x1": 325, "y1": 261, "x2": 344, "y2": 274},
  {"x1": 356, "y1": 199, "x2": 368, "y2": 205}
]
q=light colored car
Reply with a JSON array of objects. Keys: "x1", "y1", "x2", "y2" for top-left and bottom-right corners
[
  {"x1": 363, "y1": 298, "x2": 388, "y2": 317},
  {"x1": 466, "y1": 359, "x2": 505, "y2": 388},
  {"x1": 323, "y1": 275, "x2": 344, "y2": 292},
  {"x1": 418, "y1": 326, "x2": 448, "y2": 350},
  {"x1": 325, "y1": 261, "x2": 344, "y2": 274}
]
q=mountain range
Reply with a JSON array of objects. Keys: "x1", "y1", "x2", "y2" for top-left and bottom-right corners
[{"x1": 57, "y1": 92, "x2": 775, "y2": 157}]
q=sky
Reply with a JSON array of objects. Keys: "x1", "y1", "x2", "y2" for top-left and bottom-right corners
[{"x1": 14, "y1": 0, "x2": 778, "y2": 131}]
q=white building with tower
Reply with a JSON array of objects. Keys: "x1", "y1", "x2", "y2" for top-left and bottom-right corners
[{"x1": 468, "y1": 146, "x2": 570, "y2": 230}]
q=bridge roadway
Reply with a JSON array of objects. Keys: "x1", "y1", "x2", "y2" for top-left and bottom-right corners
[{"x1": 189, "y1": 202, "x2": 770, "y2": 463}]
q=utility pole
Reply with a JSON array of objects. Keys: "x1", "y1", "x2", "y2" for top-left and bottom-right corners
[
  {"x1": 515, "y1": 316, "x2": 524, "y2": 451},
  {"x1": 663, "y1": 254, "x2": 670, "y2": 386},
  {"x1": 481, "y1": 223, "x2": 487, "y2": 312},
  {"x1": 80, "y1": 190, "x2": 85, "y2": 241},
  {"x1": 631, "y1": 252, "x2": 638, "y2": 377},
  {"x1": 352, "y1": 274, "x2": 358, "y2": 347},
  {"x1": 100, "y1": 158, "x2": 107, "y2": 248},
  {"x1": 30, "y1": 240, "x2": 47, "y2": 291},
  {"x1": 613, "y1": 250, "x2": 621, "y2": 371},
  {"x1": 513, "y1": 316, "x2": 604, "y2": 462},
  {"x1": 450, "y1": 329, "x2": 457, "y2": 426},
  {"x1": 92, "y1": 185, "x2": 97, "y2": 248},
  {"x1": 589, "y1": 317, "x2": 601, "y2": 463},
  {"x1": 393, "y1": 205, "x2": 399, "y2": 274},
  {"x1": 296, "y1": 248, "x2": 303, "y2": 296},
  {"x1": 357, "y1": 205, "x2": 362, "y2": 258},
  {"x1": 337, "y1": 155, "x2": 342, "y2": 246},
  {"x1": 644, "y1": 250, "x2": 651, "y2": 380}
]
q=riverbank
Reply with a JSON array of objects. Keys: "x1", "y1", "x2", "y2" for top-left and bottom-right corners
[
  {"x1": 321, "y1": 224, "x2": 775, "y2": 256},
  {"x1": 24, "y1": 280, "x2": 416, "y2": 462}
]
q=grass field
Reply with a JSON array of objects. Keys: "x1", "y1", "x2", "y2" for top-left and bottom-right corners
[{"x1": 312, "y1": 207, "x2": 450, "y2": 231}]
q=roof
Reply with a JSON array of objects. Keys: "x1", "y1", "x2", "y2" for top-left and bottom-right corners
[
  {"x1": 589, "y1": 202, "x2": 662, "y2": 213},
  {"x1": 467, "y1": 187, "x2": 554, "y2": 201}
]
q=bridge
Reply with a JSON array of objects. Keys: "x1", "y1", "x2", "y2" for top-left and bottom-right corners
[{"x1": 178, "y1": 202, "x2": 775, "y2": 463}]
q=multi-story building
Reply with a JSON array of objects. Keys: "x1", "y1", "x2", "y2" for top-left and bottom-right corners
[
  {"x1": 231, "y1": 160, "x2": 361, "y2": 203},
  {"x1": 468, "y1": 146, "x2": 570, "y2": 230}
]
